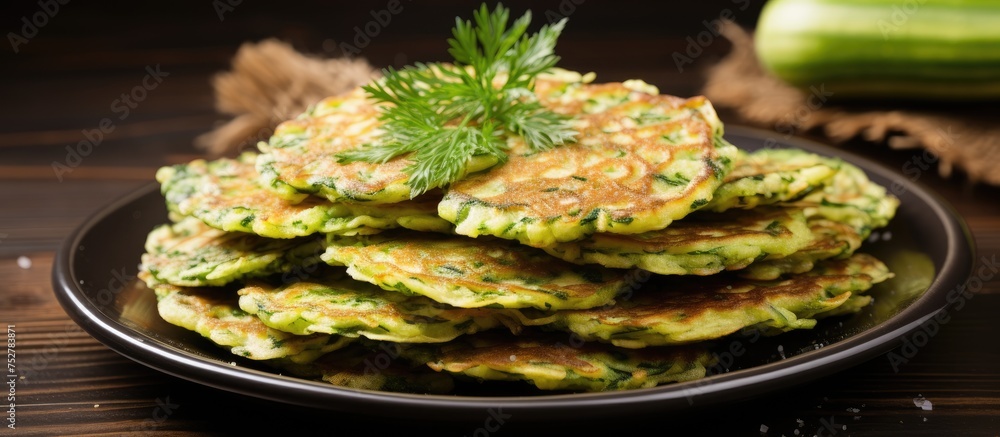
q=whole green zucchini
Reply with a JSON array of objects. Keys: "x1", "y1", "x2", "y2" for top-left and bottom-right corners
[{"x1": 755, "y1": 0, "x2": 1000, "y2": 99}]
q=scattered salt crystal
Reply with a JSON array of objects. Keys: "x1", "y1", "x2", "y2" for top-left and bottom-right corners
[
  {"x1": 923, "y1": 417, "x2": 928, "y2": 422},
  {"x1": 842, "y1": 425, "x2": 846, "y2": 430},
  {"x1": 17, "y1": 256, "x2": 31, "y2": 269},
  {"x1": 760, "y1": 424, "x2": 768, "y2": 433},
  {"x1": 913, "y1": 397, "x2": 933, "y2": 411},
  {"x1": 509, "y1": 354, "x2": 517, "y2": 362},
  {"x1": 847, "y1": 407, "x2": 860, "y2": 413},
  {"x1": 882, "y1": 231, "x2": 892, "y2": 241},
  {"x1": 793, "y1": 430, "x2": 800, "y2": 436},
  {"x1": 796, "y1": 419, "x2": 804, "y2": 427},
  {"x1": 93, "y1": 404, "x2": 99, "y2": 408},
  {"x1": 777, "y1": 345, "x2": 786, "y2": 359}
]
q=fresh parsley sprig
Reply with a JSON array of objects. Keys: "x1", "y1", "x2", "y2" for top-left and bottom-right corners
[{"x1": 336, "y1": 3, "x2": 577, "y2": 197}]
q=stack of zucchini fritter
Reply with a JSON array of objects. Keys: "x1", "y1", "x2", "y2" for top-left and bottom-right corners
[{"x1": 139, "y1": 70, "x2": 898, "y2": 394}]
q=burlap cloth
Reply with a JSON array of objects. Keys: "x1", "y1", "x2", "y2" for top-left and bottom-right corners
[
  {"x1": 197, "y1": 32, "x2": 1000, "y2": 186},
  {"x1": 194, "y1": 39, "x2": 377, "y2": 156}
]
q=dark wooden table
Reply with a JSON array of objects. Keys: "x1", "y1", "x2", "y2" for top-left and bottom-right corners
[{"x1": 2, "y1": 1, "x2": 999, "y2": 435}]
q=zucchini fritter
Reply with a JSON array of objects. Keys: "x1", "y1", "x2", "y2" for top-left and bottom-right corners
[
  {"x1": 256, "y1": 87, "x2": 498, "y2": 204},
  {"x1": 439, "y1": 78, "x2": 741, "y2": 247},
  {"x1": 792, "y1": 159, "x2": 899, "y2": 238},
  {"x1": 739, "y1": 218, "x2": 863, "y2": 280},
  {"x1": 269, "y1": 343, "x2": 456, "y2": 394},
  {"x1": 148, "y1": 279, "x2": 352, "y2": 363},
  {"x1": 704, "y1": 148, "x2": 840, "y2": 212},
  {"x1": 405, "y1": 332, "x2": 713, "y2": 392},
  {"x1": 542, "y1": 207, "x2": 814, "y2": 275},
  {"x1": 321, "y1": 231, "x2": 633, "y2": 310},
  {"x1": 237, "y1": 277, "x2": 516, "y2": 343},
  {"x1": 140, "y1": 217, "x2": 324, "y2": 287},
  {"x1": 519, "y1": 253, "x2": 892, "y2": 348},
  {"x1": 157, "y1": 152, "x2": 451, "y2": 238}
]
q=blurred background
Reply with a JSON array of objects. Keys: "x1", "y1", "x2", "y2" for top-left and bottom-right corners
[{"x1": 1, "y1": 0, "x2": 764, "y2": 163}]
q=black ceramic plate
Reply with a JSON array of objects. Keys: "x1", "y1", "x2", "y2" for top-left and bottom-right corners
[{"x1": 52, "y1": 126, "x2": 974, "y2": 422}]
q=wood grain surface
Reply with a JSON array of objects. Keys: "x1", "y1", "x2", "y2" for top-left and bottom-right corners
[{"x1": 2, "y1": 1, "x2": 999, "y2": 435}]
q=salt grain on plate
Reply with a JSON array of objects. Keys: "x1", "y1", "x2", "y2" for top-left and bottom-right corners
[
  {"x1": 760, "y1": 424, "x2": 768, "y2": 433},
  {"x1": 913, "y1": 396, "x2": 933, "y2": 411},
  {"x1": 17, "y1": 256, "x2": 31, "y2": 269}
]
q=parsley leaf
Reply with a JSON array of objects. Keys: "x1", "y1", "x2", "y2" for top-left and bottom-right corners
[{"x1": 336, "y1": 3, "x2": 577, "y2": 197}]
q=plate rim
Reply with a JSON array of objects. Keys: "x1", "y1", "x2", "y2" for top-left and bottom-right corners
[{"x1": 51, "y1": 125, "x2": 976, "y2": 420}]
